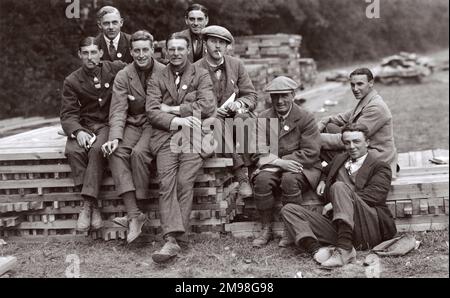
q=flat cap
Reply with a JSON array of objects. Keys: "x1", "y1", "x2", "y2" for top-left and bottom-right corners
[
  {"x1": 264, "y1": 76, "x2": 299, "y2": 93},
  {"x1": 201, "y1": 25, "x2": 234, "y2": 44}
]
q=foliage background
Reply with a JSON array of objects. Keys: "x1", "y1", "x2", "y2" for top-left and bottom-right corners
[{"x1": 0, "y1": 0, "x2": 448, "y2": 118}]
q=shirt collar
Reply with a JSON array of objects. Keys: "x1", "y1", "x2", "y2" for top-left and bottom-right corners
[
  {"x1": 276, "y1": 103, "x2": 293, "y2": 121},
  {"x1": 104, "y1": 33, "x2": 121, "y2": 49}
]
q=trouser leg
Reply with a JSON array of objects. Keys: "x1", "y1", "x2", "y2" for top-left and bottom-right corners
[
  {"x1": 130, "y1": 125, "x2": 153, "y2": 200},
  {"x1": 281, "y1": 203, "x2": 337, "y2": 247},
  {"x1": 280, "y1": 172, "x2": 311, "y2": 205},
  {"x1": 156, "y1": 141, "x2": 185, "y2": 237},
  {"x1": 177, "y1": 152, "x2": 203, "y2": 232}
]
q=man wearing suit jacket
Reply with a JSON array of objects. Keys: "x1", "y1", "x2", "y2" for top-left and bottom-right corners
[
  {"x1": 95, "y1": 6, "x2": 133, "y2": 64},
  {"x1": 318, "y1": 68, "x2": 398, "y2": 176},
  {"x1": 60, "y1": 37, "x2": 126, "y2": 233},
  {"x1": 175, "y1": 3, "x2": 209, "y2": 63},
  {"x1": 252, "y1": 76, "x2": 322, "y2": 248},
  {"x1": 194, "y1": 25, "x2": 258, "y2": 199},
  {"x1": 281, "y1": 123, "x2": 397, "y2": 267},
  {"x1": 101, "y1": 30, "x2": 165, "y2": 244},
  {"x1": 146, "y1": 33, "x2": 216, "y2": 263}
]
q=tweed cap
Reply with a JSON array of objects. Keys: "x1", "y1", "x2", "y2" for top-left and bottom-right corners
[
  {"x1": 264, "y1": 76, "x2": 299, "y2": 93},
  {"x1": 201, "y1": 25, "x2": 234, "y2": 44}
]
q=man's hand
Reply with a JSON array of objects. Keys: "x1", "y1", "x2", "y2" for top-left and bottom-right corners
[
  {"x1": 76, "y1": 131, "x2": 93, "y2": 150},
  {"x1": 275, "y1": 159, "x2": 303, "y2": 173},
  {"x1": 316, "y1": 181, "x2": 326, "y2": 196},
  {"x1": 216, "y1": 107, "x2": 229, "y2": 118},
  {"x1": 101, "y1": 139, "x2": 119, "y2": 156},
  {"x1": 322, "y1": 202, "x2": 333, "y2": 216},
  {"x1": 227, "y1": 101, "x2": 242, "y2": 113},
  {"x1": 172, "y1": 116, "x2": 202, "y2": 129},
  {"x1": 161, "y1": 103, "x2": 180, "y2": 115}
]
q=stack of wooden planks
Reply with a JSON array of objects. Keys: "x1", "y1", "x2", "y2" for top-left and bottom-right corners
[
  {"x1": 0, "y1": 117, "x2": 60, "y2": 138},
  {"x1": 226, "y1": 149, "x2": 449, "y2": 238},
  {"x1": 0, "y1": 125, "x2": 238, "y2": 241}
]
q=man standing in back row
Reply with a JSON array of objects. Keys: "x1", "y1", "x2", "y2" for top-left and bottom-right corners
[{"x1": 95, "y1": 6, "x2": 133, "y2": 63}]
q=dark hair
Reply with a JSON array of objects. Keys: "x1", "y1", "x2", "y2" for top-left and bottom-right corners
[
  {"x1": 349, "y1": 67, "x2": 374, "y2": 81},
  {"x1": 130, "y1": 30, "x2": 154, "y2": 49},
  {"x1": 185, "y1": 3, "x2": 208, "y2": 18},
  {"x1": 341, "y1": 123, "x2": 370, "y2": 141},
  {"x1": 166, "y1": 33, "x2": 190, "y2": 49},
  {"x1": 96, "y1": 6, "x2": 121, "y2": 22},
  {"x1": 78, "y1": 37, "x2": 100, "y2": 51}
]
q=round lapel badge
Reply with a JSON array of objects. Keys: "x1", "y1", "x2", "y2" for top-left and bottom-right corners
[
  {"x1": 98, "y1": 98, "x2": 102, "y2": 102},
  {"x1": 117, "y1": 53, "x2": 122, "y2": 58},
  {"x1": 104, "y1": 83, "x2": 110, "y2": 88},
  {"x1": 283, "y1": 125, "x2": 290, "y2": 131},
  {"x1": 94, "y1": 84, "x2": 101, "y2": 89},
  {"x1": 181, "y1": 85, "x2": 188, "y2": 90},
  {"x1": 128, "y1": 95, "x2": 136, "y2": 101}
]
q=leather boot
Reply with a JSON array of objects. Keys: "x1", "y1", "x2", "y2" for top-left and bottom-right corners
[
  {"x1": 233, "y1": 166, "x2": 253, "y2": 198},
  {"x1": 278, "y1": 226, "x2": 294, "y2": 247},
  {"x1": 127, "y1": 213, "x2": 148, "y2": 243},
  {"x1": 152, "y1": 235, "x2": 181, "y2": 264},
  {"x1": 252, "y1": 210, "x2": 273, "y2": 247},
  {"x1": 90, "y1": 206, "x2": 103, "y2": 230},
  {"x1": 76, "y1": 200, "x2": 92, "y2": 232}
]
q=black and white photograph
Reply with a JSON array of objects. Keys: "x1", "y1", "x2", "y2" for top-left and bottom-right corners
[{"x1": 0, "y1": 0, "x2": 448, "y2": 281}]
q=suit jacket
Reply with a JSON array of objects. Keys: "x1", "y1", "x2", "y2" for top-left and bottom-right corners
[
  {"x1": 319, "y1": 89, "x2": 398, "y2": 174},
  {"x1": 108, "y1": 59, "x2": 165, "y2": 141},
  {"x1": 60, "y1": 61, "x2": 127, "y2": 136},
  {"x1": 95, "y1": 32, "x2": 133, "y2": 64},
  {"x1": 321, "y1": 151, "x2": 397, "y2": 240},
  {"x1": 145, "y1": 63, "x2": 216, "y2": 154},
  {"x1": 255, "y1": 104, "x2": 323, "y2": 188},
  {"x1": 176, "y1": 29, "x2": 206, "y2": 63},
  {"x1": 194, "y1": 55, "x2": 258, "y2": 111}
]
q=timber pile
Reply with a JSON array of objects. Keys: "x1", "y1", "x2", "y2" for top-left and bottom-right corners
[
  {"x1": 0, "y1": 117, "x2": 60, "y2": 138},
  {"x1": 227, "y1": 149, "x2": 449, "y2": 238},
  {"x1": 0, "y1": 125, "x2": 238, "y2": 241},
  {"x1": 235, "y1": 34, "x2": 303, "y2": 91}
]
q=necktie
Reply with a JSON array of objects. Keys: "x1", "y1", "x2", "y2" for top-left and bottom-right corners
[
  {"x1": 109, "y1": 40, "x2": 116, "y2": 60},
  {"x1": 175, "y1": 72, "x2": 181, "y2": 90},
  {"x1": 212, "y1": 64, "x2": 224, "y2": 80}
]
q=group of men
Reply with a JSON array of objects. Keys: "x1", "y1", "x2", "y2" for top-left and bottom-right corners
[{"x1": 60, "y1": 3, "x2": 398, "y2": 267}]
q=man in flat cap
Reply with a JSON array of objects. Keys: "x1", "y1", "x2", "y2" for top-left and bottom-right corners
[
  {"x1": 317, "y1": 68, "x2": 398, "y2": 177},
  {"x1": 194, "y1": 25, "x2": 257, "y2": 199},
  {"x1": 95, "y1": 6, "x2": 133, "y2": 63},
  {"x1": 251, "y1": 76, "x2": 322, "y2": 248},
  {"x1": 101, "y1": 30, "x2": 165, "y2": 243}
]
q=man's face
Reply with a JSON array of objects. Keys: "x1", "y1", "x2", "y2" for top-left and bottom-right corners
[
  {"x1": 271, "y1": 92, "x2": 293, "y2": 115},
  {"x1": 98, "y1": 12, "x2": 123, "y2": 40},
  {"x1": 205, "y1": 37, "x2": 227, "y2": 61},
  {"x1": 350, "y1": 74, "x2": 373, "y2": 100},
  {"x1": 130, "y1": 40, "x2": 154, "y2": 69},
  {"x1": 167, "y1": 38, "x2": 189, "y2": 67},
  {"x1": 185, "y1": 10, "x2": 208, "y2": 35},
  {"x1": 342, "y1": 131, "x2": 369, "y2": 160},
  {"x1": 78, "y1": 44, "x2": 103, "y2": 70}
]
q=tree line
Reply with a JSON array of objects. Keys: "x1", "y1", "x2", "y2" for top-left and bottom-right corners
[{"x1": 0, "y1": 0, "x2": 448, "y2": 118}]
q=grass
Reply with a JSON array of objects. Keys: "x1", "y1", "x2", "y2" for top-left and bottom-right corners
[{"x1": 1, "y1": 230, "x2": 448, "y2": 278}]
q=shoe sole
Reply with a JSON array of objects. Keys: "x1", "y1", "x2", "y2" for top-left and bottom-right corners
[{"x1": 112, "y1": 219, "x2": 128, "y2": 228}]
